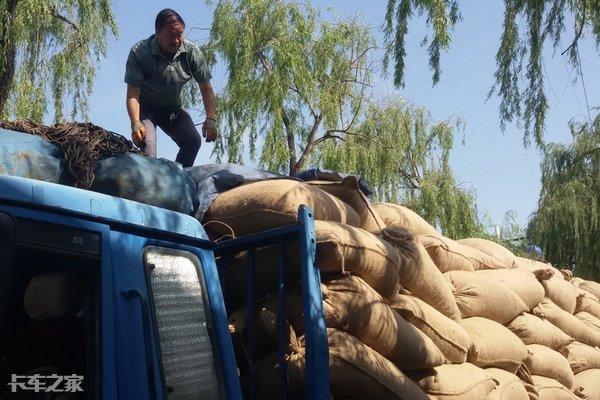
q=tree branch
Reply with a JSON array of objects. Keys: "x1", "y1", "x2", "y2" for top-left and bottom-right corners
[
  {"x1": 50, "y1": 8, "x2": 80, "y2": 32},
  {"x1": 561, "y1": 1, "x2": 585, "y2": 56}
]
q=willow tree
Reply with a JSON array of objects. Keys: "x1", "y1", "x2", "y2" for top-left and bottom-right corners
[
  {"x1": 0, "y1": 0, "x2": 118, "y2": 122},
  {"x1": 207, "y1": 0, "x2": 374, "y2": 175},
  {"x1": 528, "y1": 115, "x2": 600, "y2": 280},
  {"x1": 319, "y1": 98, "x2": 483, "y2": 239},
  {"x1": 384, "y1": 0, "x2": 600, "y2": 147}
]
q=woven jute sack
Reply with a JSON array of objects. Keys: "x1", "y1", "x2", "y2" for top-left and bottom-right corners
[
  {"x1": 576, "y1": 311, "x2": 600, "y2": 336},
  {"x1": 377, "y1": 226, "x2": 461, "y2": 321},
  {"x1": 445, "y1": 270, "x2": 528, "y2": 324},
  {"x1": 203, "y1": 179, "x2": 360, "y2": 236},
  {"x1": 575, "y1": 290, "x2": 600, "y2": 320},
  {"x1": 418, "y1": 234, "x2": 475, "y2": 272},
  {"x1": 533, "y1": 299, "x2": 600, "y2": 347},
  {"x1": 371, "y1": 202, "x2": 438, "y2": 235},
  {"x1": 476, "y1": 269, "x2": 546, "y2": 310},
  {"x1": 486, "y1": 368, "x2": 530, "y2": 400},
  {"x1": 560, "y1": 342, "x2": 600, "y2": 375},
  {"x1": 314, "y1": 276, "x2": 446, "y2": 370},
  {"x1": 390, "y1": 293, "x2": 472, "y2": 364},
  {"x1": 516, "y1": 258, "x2": 564, "y2": 278},
  {"x1": 532, "y1": 376, "x2": 582, "y2": 400},
  {"x1": 525, "y1": 344, "x2": 574, "y2": 389},
  {"x1": 421, "y1": 235, "x2": 508, "y2": 271},
  {"x1": 515, "y1": 363, "x2": 542, "y2": 400},
  {"x1": 506, "y1": 313, "x2": 573, "y2": 350},
  {"x1": 572, "y1": 278, "x2": 600, "y2": 301},
  {"x1": 457, "y1": 238, "x2": 517, "y2": 269},
  {"x1": 224, "y1": 220, "x2": 403, "y2": 305},
  {"x1": 573, "y1": 369, "x2": 600, "y2": 400},
  {"x1": 277, "y1": 328, "x2": 430, "y2": 400},
  {"x1": 307, "y1": 176, "x2": 385, "y2": 232},
  {"x1": 412, "y1": 363, "x2": 498, "y2": 400},
  {"x1": 228, "y1": 296, "x2": 299, "y2": 367},
  {"x1": 461, "y1": 317, "x2": 528, "y2": 373},
  {"x1": 315, "y1": 221, "x2": 403, "y2": 300},
  {"x1": 542, "y1": 276, "x2": 578, "y2": 314}
]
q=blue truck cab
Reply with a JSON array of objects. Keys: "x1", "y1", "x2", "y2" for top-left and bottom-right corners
[{"x1": 0, "y1": 174, "x2": 329, "y2": 399}]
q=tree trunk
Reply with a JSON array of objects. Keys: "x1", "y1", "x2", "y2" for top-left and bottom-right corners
[
  {"x1": 292, "y1": 114, "x2": 323, "y2": 175},
  {"x1": 0, "y1": 0, "x2": 19, "y2": 116},
  {"x1": 282, "y1": 108, "x2": 296, "y2": 176}
]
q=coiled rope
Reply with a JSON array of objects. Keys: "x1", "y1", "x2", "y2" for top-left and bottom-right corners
[{"x1": 0, "y1": 119, "x2": 140, "y2": 188}]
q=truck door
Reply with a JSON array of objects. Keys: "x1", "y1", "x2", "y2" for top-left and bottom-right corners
[{"x1": 111, "y1": 230, "x2": 240, "y2": 400}]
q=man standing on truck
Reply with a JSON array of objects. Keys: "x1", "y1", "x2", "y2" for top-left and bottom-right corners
[{"x1": 124, "y1": 8, "x2": 217, "y2": 168}]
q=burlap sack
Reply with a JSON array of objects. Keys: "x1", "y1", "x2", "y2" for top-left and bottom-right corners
[
  {"x1": 371, "y1": 202, "x2": 438, "y2": 235},
  {"x1": 377, "y1": 226, "x2": 461, "y2": 321},
  {"x1": 418, "y1": 234, "x2": 475, "y2": 272},
  {"x1": 457, "y1": 238, "x2": 516, "y2": 269},
  {"x1": 486, "y1": 368, "x2": 530, "y2": 400},
  {"x1": 308, "y1": 177, "x2": 385, "y2": 232},
  {"x1": 572, "y1": 278, "x2": 600, "y2": 301},
  {"x1": 560, "y1": 269, "x2": 574, "y2": 281},
  {"x1": 476, "y1": 269, "x2": 546, "y2": 310},
  {"x1": 525, "y1": 344, "x2": 574, "y2": 389},
  {"x1": 572, "y1": 369, "x2": 600, "y2": 400},
  {"x1": 224, "y1": 220, "x2": 402, "y2": 305},
  {"x1": 575, "y1": 311, "x2": 600, "y2": 335},
  {"x1": 560, "y1": 342, "x2": 600, "y2": 374},
  {"x1": 316, "y1": 276, "x2": 445, "y2": 370},
  {"x1": 203, "y1": 179, "x2": 360, "y2": 236},
  {"x1": 507, "y1": 313, "x2": 573, "y2": 350},
  {"x1": 315, "y1": 221, "x2": 403, "y2": 299},
  {"x1": 280, "y1": 329, "x2": 430, "y2": 400},
  {"x1": 531, "y1": 376, "x2": 581, "y2": 400},
  {"x1": 461, "y1": 317, "x2": 528, "y2": 372},
  {"x1": 229, "y1": 296, "x2": 299, "y2": 366},
  {"x1": 542, "y1": 277, "x2": 578, "y2": 314},
  {"x1": 390, "y1": 293, "x2": 472, "y2": 364},
  {"x1": 445, "y1": 271, "x2": 528, "y2": 324},
  {"x1": 575, "y1": 290, "x2": 600, "y2": 320},
  {"x1": 516, "y1": 258, "x2": 563, "y2": 278},
  {"x1": 412, "y1": 363, "x2": 498, "y2": 400},
  {"x1": 423, "y1": 236, "x2": 509, "y2": 272},
  {"x1": 533, "y1": 299, "x2": 600, "y2": 347},
  {"x1": 516, "y1": 363, "x2": 541, "y2": 400}
]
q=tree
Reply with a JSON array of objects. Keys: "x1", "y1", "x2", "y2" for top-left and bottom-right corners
[
  {"x1": 319, "y1": 98, "x2": 484, "y2": 239},
  {"x1": 206, "y1": 0, "x2": 374, "y2": 175},
  {"x1": 0, "y1": 0, "x2": 118, "y2": 122},
  {"x1": 528, "y1": 114, "x2": 600, "y2": 280},
  {"x1": 384, "y1": 0, "x2": 600, "y2": 147},
  {"x1": 383, "y1": 0, "x2": 460, "y2": 88}
]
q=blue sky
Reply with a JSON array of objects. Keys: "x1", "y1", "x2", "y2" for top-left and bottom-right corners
[{"x1": 88, "y1": 1, "x2": 600, "y2": 228}]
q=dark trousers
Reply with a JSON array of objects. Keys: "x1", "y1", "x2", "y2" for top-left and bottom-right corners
[{"x1": 140, "y1": 105, "x2": 201, "y2": 168}]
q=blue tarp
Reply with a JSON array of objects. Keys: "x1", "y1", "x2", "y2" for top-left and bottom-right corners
[
  {"x1": 92, "y1": 154, "x2": 198, "y2": 214},
  {"x1": 0, "y1": 128, "x2": 66, "y2": 184},
  {"x1": 186, "y1": 163, "x2": 285, "y2": 221}
]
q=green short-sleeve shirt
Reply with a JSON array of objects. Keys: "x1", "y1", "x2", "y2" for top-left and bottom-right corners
[{"x1": 124, "y1": 34, "x2": 212, "y2": 109}]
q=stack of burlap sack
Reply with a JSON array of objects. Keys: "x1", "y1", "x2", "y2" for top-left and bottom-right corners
[{"x1": 203, "y1": 177, "x2": 600, "y2": 400}]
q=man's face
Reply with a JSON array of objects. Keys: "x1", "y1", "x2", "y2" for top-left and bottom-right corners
[{"x1": 156, "y1": 21, "x2": 184, "y2": 56}]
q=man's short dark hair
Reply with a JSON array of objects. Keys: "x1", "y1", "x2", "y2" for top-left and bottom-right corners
[{"x1": 155, "y1": 8, "x2": 185, "y2": 31}]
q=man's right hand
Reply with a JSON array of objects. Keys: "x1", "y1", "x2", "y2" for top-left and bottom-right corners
[{"x1": 131, "y1": 121, "x2": 146, "y2": 148}]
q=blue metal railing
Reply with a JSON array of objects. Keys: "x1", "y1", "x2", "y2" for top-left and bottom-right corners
[{"x1": 213, "y1": 205, "x2": 330, "y2": 400}]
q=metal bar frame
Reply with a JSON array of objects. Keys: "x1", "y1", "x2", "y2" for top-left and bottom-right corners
[{"x1": 213, "y1": 205, "x2": 330, "y2": 399}]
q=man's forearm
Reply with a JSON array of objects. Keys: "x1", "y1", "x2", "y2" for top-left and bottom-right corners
[
  {"x1": 126, "y1": 85, "x2": 142, "y2": 125},
  {"x1": 199, "y1": 82, "x2": 217, "y2": 119}
]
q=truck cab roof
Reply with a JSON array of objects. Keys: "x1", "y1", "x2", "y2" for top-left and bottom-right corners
[{"x1": 0, "y1": 174, "x2": 206, "y2": 239}]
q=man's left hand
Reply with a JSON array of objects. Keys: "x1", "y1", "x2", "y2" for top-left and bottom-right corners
[{"x1": 202, "y1": 118, "x2": 218, "y2": 142}]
